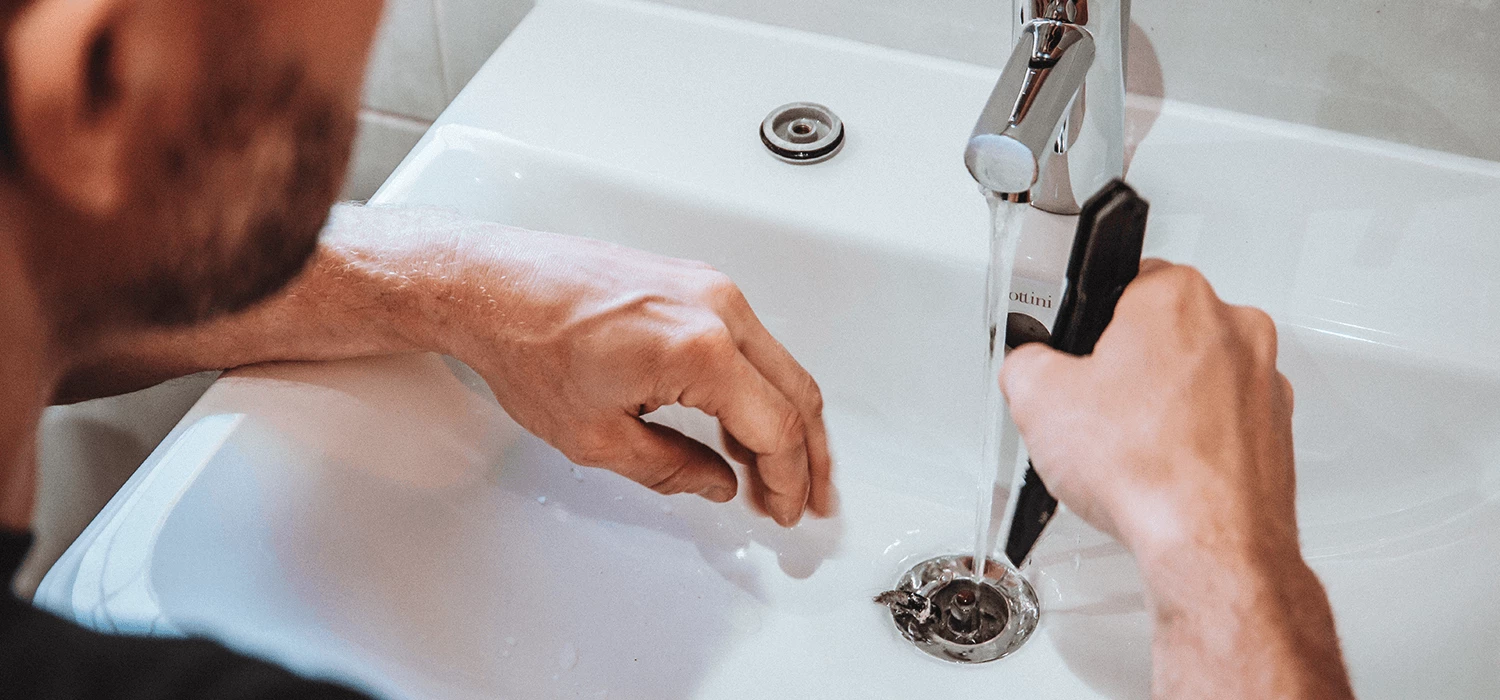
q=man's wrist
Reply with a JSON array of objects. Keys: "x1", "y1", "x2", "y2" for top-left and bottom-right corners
[
  {"x1": 1136, "y1": 524, "x2": 1351, "y2": 699},
  {"x1": 1134, "y1": 516, "x2": 1312, "y2": 626}
]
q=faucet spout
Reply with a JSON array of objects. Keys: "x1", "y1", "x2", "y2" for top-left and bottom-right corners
[
  {"x1": 965, "y1": 0, "x2": 1126, "y2": 214},
  {"x1": 965, "y1": 19, "x2": 1095, "y2": 202}
]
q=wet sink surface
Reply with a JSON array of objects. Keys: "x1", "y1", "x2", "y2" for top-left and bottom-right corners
[{"x1": 39, "y1": 0, "x2": 1500, "y2": 697}]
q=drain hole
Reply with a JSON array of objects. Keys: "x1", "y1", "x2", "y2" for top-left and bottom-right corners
[
  {"x1": 876, "y1": 555, "x2": 1039, "y2": 664},
  {"x1": 930, "y1": 579, "x2": 1010, "y2": 645}
]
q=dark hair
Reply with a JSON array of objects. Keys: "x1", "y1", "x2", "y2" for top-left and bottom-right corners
[{"x1": 0, "y1": 1, "x2": 34, "y2": 172}]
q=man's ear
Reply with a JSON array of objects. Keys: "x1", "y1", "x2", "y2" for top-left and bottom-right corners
[{"x1": 5, "y1": 0, "x2": 147, "y2": 217}]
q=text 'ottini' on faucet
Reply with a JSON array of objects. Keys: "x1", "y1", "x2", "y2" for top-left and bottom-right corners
[{"x1": 965, "y1": 0, "x2": 1127, "y2": 214}]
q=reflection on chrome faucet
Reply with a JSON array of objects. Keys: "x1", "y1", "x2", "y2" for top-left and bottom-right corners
[{"x1": 966, "y1": 0, "x2": 1127, "y2": 213}]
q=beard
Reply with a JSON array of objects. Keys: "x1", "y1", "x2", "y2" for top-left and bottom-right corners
[
  {"x1": 124, "y1": 98, "x2": 353, "y2": 327},
  {"x1": 127, "y1": 202, "x2": 329, "y2": 327},
  {"x1": 117, "y1": 2, "x2": 357, "y2": 327}
]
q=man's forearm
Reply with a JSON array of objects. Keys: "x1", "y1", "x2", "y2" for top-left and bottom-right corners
[
  {"x1": 1141, "y1": 540, "x2": 1354, "y2": 699},
  {"x1": 55, "y1": 205, "x2": 456, "y2": 403},
  {"x1": 52, "y1": 203, "x2": 835, "y2": 524}
]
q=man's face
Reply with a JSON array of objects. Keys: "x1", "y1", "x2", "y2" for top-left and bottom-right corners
[{"x1": 5, "y1": 0, "x2": 384, "y2": 327}]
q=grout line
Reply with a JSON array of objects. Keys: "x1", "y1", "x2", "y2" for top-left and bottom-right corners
[{"x1": 357, "y1": 107, "x2": 435, "y2": 130}]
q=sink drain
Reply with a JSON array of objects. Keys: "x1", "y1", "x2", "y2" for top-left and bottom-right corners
[
  {"x1": 876, "y1": 555, "x2": 1039, "y2": 663},
  {"x1": 760, "y1": 102, "x2": 845, "y2": 164}
]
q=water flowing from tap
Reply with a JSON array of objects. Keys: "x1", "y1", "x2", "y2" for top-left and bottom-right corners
[{"x1": 972, "y1": 196, "x2": 1028, "y2": 580}]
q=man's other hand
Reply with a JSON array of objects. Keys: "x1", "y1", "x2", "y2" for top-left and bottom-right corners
[{"x1": 434, "y1": 226, "x2": 832, "y2": 527}]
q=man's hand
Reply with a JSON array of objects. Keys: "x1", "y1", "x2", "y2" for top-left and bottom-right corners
[
  {"x1": 1001, "y1": 259, "x2": 1296, "y2": 559},
  {"x1": 432, "y1": 225, "x2": 833, "y2": 526},
  {"x1": 999, "y1": 260, "x2": 1353, "y2": 699}
]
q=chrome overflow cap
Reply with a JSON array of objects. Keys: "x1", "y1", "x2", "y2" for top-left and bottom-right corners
[
  {"x1": 761, "y1": 102, "x2": 845, "y2": 164},
  {"x1": 876, "y1": 555, "x2": 1040, "y2": 664}
]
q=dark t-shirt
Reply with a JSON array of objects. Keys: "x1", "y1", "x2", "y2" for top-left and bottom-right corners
[{"x1": 1, "y1": 529, "x2": 371, "y2": 699}]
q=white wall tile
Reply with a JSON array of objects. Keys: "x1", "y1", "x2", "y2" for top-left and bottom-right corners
[
  {"x1": 1132, "y1": 0, "x2": 1500, "y2": 162},
  {"x1": 362, "y1": 0, "x2": 451, "y2": 121},
  {"x1": 342, "y1": 110, "x2": 432, "y2": 201},
  {"x1": 434, "y1": 0, "x2": 537, "y2": 99}
]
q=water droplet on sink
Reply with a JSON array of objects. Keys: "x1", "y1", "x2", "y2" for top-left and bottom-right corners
[
  {"x1": 613, "y1": 495, "x2": 623, "y2": 501},
  {"x1": 505, "y1": 637, "x2": 517, "y2": 646},
  {"x1": 537, "y1": 496, "x2": 548, "y2": 505},
  {"x1": 1072, "y1": 553, "x2": 1081, "y2": 571},
  {"x1": 559, "y1": 644, "x2": 579, "y2": 670},
  {"x1": 733, "y1": 546, "x2": 748, "y2": 560},
  {"x1": 571, "y1": 467, "x2": 584, "y2": 482}
]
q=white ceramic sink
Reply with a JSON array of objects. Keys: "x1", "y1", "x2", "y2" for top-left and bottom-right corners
[{"x1": 38, "y1": 0, "x2": 1500, "y2": 697}]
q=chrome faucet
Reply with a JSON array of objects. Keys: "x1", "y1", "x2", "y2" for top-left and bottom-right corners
[{"x1": 965, "y1": 0, "x2": 1127, "y2": 214}]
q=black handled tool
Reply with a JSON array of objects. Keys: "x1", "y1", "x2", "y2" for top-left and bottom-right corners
[{"x1": 1002, "y1": 179, "x2": 1149, "y2": 568}]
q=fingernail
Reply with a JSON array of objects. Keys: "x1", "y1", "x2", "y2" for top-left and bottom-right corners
[
  {"x1": 769, "y1": 493, "x2": 805, "y2": 527},
  {"x1": 699, "y1": 485, "x2": 734, "y2": 503}
]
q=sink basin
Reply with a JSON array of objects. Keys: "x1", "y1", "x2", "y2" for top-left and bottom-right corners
[{"x1": 37, "y1": 0, "x2": 1500, "y2": 697}]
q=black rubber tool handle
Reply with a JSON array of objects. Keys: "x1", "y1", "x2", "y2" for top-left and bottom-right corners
[{"x1": 1003, "y1": 179, "x2": 1149, "y2": 568}]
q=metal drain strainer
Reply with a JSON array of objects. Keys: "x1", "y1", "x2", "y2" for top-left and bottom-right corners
[{"x1": 876, "y1": 554, "x2": 1040, "y2": 663}]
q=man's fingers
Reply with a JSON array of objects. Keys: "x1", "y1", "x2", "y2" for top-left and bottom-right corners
[
  {"x1": 681, "y1": 349, "x2": 811, "y2": 526},
  {"x1": 1137, "y1": 257, "x2": 1172, "y2": 276},
  {"x1": 999, "y1": 342, "x2": 1078, "y2": 422},
  {"x1": 605, "y1": 420, "x2": 739, "y2": 503},
  {"x1": 720, "y1": 426, "x2": 756, "y2": 466},
  {"x1": 724, "y1": 312, "x2": 834, "y2": 518},
  {"x1": 1277, "y1": 372, "x2": 1295, "y2": 414},
  {"x1": 720, "y1": 427, "x2": 821, "y2": 524},
  {"x1": 721, "y1": 428, "x2": 776, "y2": 520}
]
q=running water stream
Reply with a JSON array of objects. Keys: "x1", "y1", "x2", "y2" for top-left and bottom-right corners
[{"x1": 972, "y1": 196, "x2": 1029, "y2": 579}]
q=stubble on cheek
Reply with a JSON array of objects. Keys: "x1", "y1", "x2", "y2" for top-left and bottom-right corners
[{"x1": 120, "y1": 26, "x2": 357, "y2": 328}]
